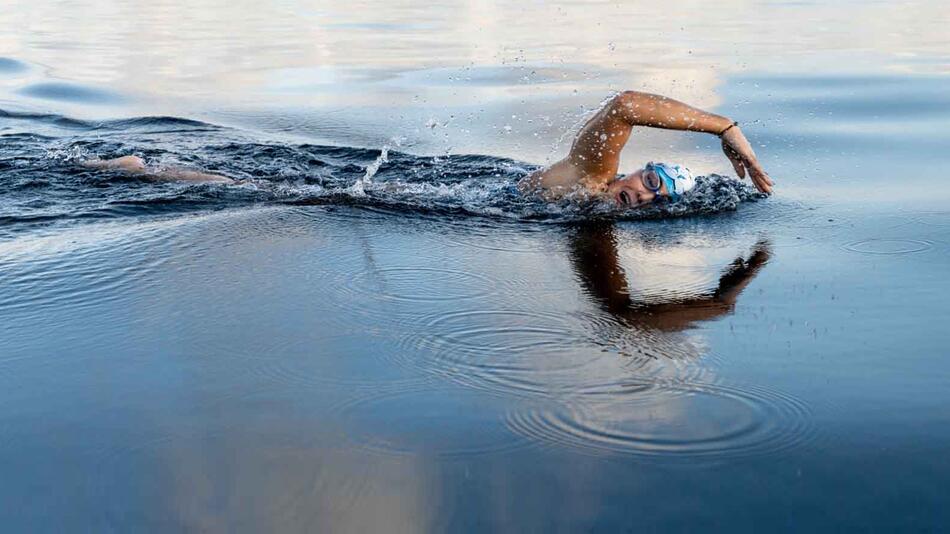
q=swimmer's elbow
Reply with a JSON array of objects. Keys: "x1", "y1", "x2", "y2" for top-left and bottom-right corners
[
  {"x1": 606, "y1": 91, "x2": 657, "y2": 124},
  {"x1": 613, "y1": 90, "x2": 649, "y2": 108}
]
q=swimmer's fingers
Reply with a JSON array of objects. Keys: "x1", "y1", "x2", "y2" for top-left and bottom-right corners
[
  {"x1": 721, "y1": 126, "x2": 774, "y2": 194},
  {"x1": 722, "y1": 139, "x2": 747, "y2": 179},
  {"x1": 749, "y1": 169, "x2": 771, "y2": 194},
  {"x1": 748, "y1": 161, "x2": 774, "y2": 194},
  {"x1": 732, "y1": 156, "x2": 747, "y2": 180}
]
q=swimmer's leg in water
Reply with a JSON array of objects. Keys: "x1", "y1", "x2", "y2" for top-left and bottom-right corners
[
  {"x1": 82, "y1": 155, "x2": 147, "y2": 173},
  {"x1": 82, "y1": 156, "x2": 234, "y2": 183}
]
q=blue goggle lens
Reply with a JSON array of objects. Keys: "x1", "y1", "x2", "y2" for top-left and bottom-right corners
[{"x1": 642, "y1": 168, "x2": 661, "y2": 191}]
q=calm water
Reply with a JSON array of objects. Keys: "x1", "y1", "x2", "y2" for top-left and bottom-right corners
[{"x1": 2, "y1": 0, "x2": 950, "y2": 531}]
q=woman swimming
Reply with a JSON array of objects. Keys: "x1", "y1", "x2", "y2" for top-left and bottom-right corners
[
  {"x1": 84, "y1": 90, "x2": 773, "y2": 208},
  {"x1": 519, "y1": 90, "x2": 773, "y2": 207}
]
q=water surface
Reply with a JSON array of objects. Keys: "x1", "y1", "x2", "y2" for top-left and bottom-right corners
[{"x1": 2, "y1": 0, "x2": 950, "y2": 531}]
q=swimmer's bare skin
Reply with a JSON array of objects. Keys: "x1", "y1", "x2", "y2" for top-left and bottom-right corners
[
  {"x1": 520, "y1": 91, "x2": 773, "y2": 203},
  {"x1": 82, "y1": 155, "x2": 233, "y2": 183}
]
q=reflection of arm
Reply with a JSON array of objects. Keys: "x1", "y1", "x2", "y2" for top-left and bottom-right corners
[
  {"x1": 712, "y1": 244, "x2": 771, "y2": 303},
  {"x1": 568, "y1": 223, "x2": 631, "y2": 314},
  {"x1": 636, "y1": 245, "x2": 770, "y2": 330},
  {"x1": 569, "y1": 224, "x2": 771, "y2": 332}
]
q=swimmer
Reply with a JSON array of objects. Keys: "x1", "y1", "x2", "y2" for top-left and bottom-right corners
[
  {"x1": 519, "y1": 90, "x2": 773, "y2": 207},
  {"x1": 84, "y1": 90, "x2": 771, "y2": 205},
  {"x1": 81, "y1": 155, "x2": 233, "y2": 183}
]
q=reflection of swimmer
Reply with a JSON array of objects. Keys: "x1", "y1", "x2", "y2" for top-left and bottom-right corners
[
  {"x1": 569, "y1": 223, "x2": 772, "y2": 332},
  {"x1": 519, "y1": 91, "x2": 773, "y2": 206},
  {"x1": 81, "y1": 155, "x2": 234, "y2": 183}
]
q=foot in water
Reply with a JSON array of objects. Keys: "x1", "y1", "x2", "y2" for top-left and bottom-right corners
[{"x1": 82, "y1": 155, "x2": 233, "y2": 183}]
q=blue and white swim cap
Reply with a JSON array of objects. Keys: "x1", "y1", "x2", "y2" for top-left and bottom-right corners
[{"x1": 646, "y1": 162, "x2": 696, "y2": 200}]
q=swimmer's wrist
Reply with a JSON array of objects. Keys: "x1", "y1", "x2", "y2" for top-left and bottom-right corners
[
  {"x1": 718, "y1": 121, "x2": 739, "y2": 137},
  {"x1": 697, "y1": 115, "x2": 734, "y2": 136}
]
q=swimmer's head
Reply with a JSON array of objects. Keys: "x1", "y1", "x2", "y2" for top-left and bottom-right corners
[{"x1": 606, "y1": 162, "x2": 695, "y2": 208}]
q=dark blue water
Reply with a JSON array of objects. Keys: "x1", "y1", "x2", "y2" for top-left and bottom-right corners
[{"x1": 2, "y1": 1, "x2": 950, "y2": 530}]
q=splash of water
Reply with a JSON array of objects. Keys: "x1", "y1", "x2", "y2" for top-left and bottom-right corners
[{"x1": 349, "y1": 137, "x2": 404, "y2": 195}]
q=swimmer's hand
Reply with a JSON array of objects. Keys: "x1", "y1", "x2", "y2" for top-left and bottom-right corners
[{"x1": 720, "y1": 126, "x2": 773, "y2": 195}]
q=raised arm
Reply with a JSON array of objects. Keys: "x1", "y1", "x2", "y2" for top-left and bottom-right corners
[{"x1": 567, "y1": 91, "x2": 773, "y2": 193}]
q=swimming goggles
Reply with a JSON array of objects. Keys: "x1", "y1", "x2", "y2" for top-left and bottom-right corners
[{"x1": 641, "y1": 162, "x2": 663, "y2": 192}]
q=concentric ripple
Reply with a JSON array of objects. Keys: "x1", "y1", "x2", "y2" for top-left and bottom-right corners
[
  {"x1": 507, "y1": 380, "x2": 814, "y2": 459},
  {"x1": 842, "y1": 238, "x2": 932, "y2": 255},
  {"x1": 399, "y1": 309, "x2": 615, "y2": 395},
  {"x1": 572, "y1": 309, "x2": 720, "y2": 379}
]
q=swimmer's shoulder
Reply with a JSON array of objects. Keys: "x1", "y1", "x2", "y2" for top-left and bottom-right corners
[{"x1": 518, "y1": 159, "x2": 575, "y2": 196}]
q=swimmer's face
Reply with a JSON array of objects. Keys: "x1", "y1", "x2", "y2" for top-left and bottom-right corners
[{"x1": 607, "y1": 168, "x2": 667, "y2": 208}]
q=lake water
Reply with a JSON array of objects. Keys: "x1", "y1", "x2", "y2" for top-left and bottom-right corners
[{"x1": 1, "y1": 0, "x2": 949, "y2": 531}]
